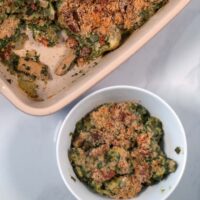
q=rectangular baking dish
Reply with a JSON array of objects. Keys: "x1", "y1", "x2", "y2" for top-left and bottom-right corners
[{"x1": 0, "y1": 0, "x2": 190, "y2": 116}]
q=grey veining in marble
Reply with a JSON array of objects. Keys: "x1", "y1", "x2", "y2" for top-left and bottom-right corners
[{"x1": 0, "y1": 0, "x2": 200, "y2": 199}]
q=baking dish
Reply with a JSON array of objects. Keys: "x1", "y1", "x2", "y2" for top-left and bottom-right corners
[{"x1": 0, "y1": 0, "x2": 191, "y2": 116}]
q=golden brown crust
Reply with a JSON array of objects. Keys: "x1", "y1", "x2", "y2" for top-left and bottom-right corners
[{"x1": 58, "y1": 0, "x2": 153, "y2": 36}]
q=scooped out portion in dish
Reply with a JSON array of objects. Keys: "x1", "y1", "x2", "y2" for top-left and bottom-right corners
[
  {"x1": 69, "y1": 102, "x2": 177, "y2": 199},
  {"x1": 0, "y1": 0, "x2": 168, "y2": 99}
]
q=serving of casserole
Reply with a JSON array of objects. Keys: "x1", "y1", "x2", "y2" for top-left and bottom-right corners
[{"x1": 0, "y1": 0, "x2": 190, "y2": 115}]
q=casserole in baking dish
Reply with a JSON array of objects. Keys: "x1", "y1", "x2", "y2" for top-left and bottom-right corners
[{"x1": 0, "y1": 0, "x2": 190, "y2": 115}]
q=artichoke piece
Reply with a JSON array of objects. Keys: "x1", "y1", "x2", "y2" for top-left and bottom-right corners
[
  {"x1": 167, "y1": 159, "x2": 177, "y2": 173},
  {"x1": 90, "y1": 27, "x2": 122, "y2": 59},
  {"x1": 107, "y1": 27, "x2": 122, "y2": 51},
  {"x1": 146, "y1": 117, "x2": 164, "y2": 142},
  {"x1": 29, "y1": 23, "x2": 60, "y2": 47},
  {"x1": 18, "y1": 76, "x2": 38, "y2": 99},
  {"x1": 48, "y1": 2, "x2": 56, "y2": 20},
  {"x1": 55, "y1": 49, "x2": 76, "y2": 76},
  {"x1": 16, "y1": 57, "x2": 50, "y2": 81},
  {"x1": 14, "y1": 51, "x2": 50, "y2": 81},
  {"x1": 150, "y1": 155, "x2": 171, "y2": 183}
]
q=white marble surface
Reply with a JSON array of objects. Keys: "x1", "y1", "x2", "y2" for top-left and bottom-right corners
[{"x1": 0, "y1": 0, "x2": 200, "y2": 199}]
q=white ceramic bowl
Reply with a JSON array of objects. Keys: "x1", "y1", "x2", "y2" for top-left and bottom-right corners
[{"x1": 56, "y1": 86, "x2": 187, "y2": 200}]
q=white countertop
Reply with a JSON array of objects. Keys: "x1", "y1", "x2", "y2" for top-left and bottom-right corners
[{"x1": 0, "y1": 0, "x2": 200, "y2": 199}]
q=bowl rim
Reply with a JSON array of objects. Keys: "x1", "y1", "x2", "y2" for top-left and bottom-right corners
[{"x1": 56, "y1": 85, "x2": 188, "y2": 200}]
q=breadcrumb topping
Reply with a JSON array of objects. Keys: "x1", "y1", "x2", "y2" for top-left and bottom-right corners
[
  {"x1": 0, "y1": 17, "x2": 20, "y2": 40},
  {"x1": 69, "y1": 102, "x2": 177, "y2": 199},
  {"x1": 58, "y1": 0, "x2": 152, "y2": 36}
]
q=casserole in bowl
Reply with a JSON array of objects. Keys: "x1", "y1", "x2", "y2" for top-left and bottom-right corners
[
  {"x1": 56, "y1": 86, "x2": 187, "y2": 200},
  {"x1": 0, "y1": 0, "x2": 190, "y2": 115}
]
